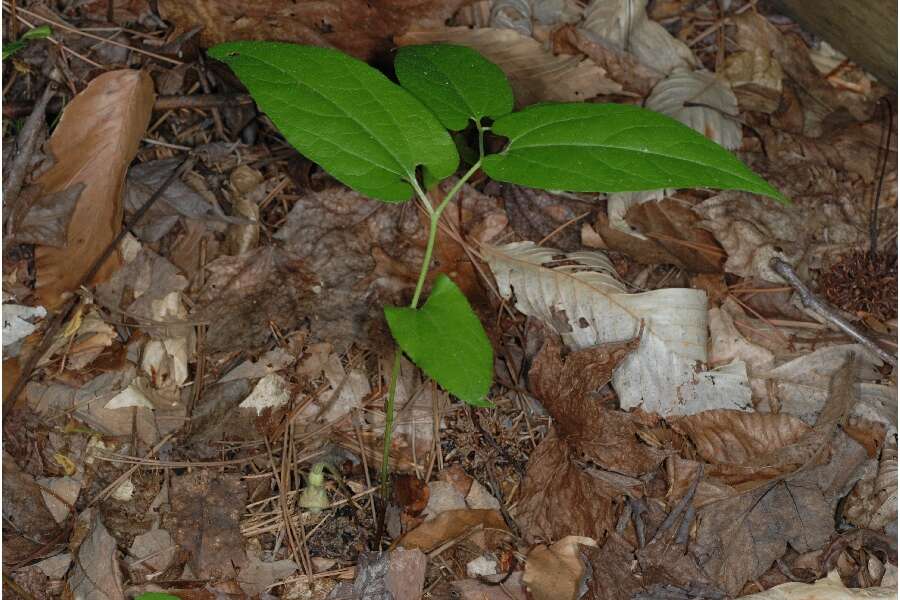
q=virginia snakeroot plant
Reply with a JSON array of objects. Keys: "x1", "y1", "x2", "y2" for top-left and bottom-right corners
[{"x1": 209, "y1": 41, "x2": 786, "y2": 510}]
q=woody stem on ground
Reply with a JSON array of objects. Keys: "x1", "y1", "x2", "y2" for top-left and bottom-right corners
[{"x1": 379, "y1": 124, "x2": 487, "y2": 509}]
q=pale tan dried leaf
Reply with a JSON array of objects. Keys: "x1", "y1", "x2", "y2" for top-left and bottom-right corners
[
  {"x1": 34, "y1": 70, "x2": 154, "y2": 308},
  {"x1": 645, "y1": 69, "x2": 742, "y2": 150},
  {"x1": 740, "y1": 570, "x2": 896, "y2": 599},
  {"x1": 398, "y1": 509, "x2": 508, "y2": 552},
  {"x1": 237, "y1": 557, "x2": 298, "y2": 596},
  {"x1": 396, "y1": 27, "x2": 622, "y2": 105},
  {"x1": 721, "y1": 48, "x2": 784, "y2": 113},
  {"x1": 484, "y1": 242, "x2": 752, "y2": 416},
  {"x1": 569, "y1": 27, "x2": 663, "y2": 96},
  {"x1": 580, "y1": 0, "x2": 697, "y2": 75},
  {"x1": 223, "y1": 165, "x2": 262, "y2": 256},
  {"x1": 160, "y1": 0, "x2": 465, "y2": 61},
  {"x1": 66, "y1": 510, "x2": 124, "y2": 600},
  {"x1": 523, "y1": 536, "x2": 597, "y2": 600}
]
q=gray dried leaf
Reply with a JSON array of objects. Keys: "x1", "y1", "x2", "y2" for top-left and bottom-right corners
[
  {"x1": 67, "y1": 510, "x2": 124, "y2": 600},
  {"x1": 13, "y1": 184, "x2": 83, "y2": 247}
]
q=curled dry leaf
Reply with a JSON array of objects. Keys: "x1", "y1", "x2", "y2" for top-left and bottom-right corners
[
  {"x1": 3, "y1": 452, "x2": 64, "y2": 564},
  {"x1": 568, "y1": 27, "x2": 663, "y2": 96},
  {"x1": 160, "y1": 0, "x2": 465, "y2": 60},
  {"x1": 523, "y1": 536, "x2": 598, "y2": 600},
  {"x1": 34, "y1": 70, "x2": 154, "y2": 308},
  {"x1": 163, "y1": 472, "x2": 248, "y2": 579},
  {"x1": 396, "y1": 27, "x2": 622, "y2": 106}
]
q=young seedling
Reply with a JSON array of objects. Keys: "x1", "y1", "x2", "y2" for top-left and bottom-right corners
[{"x1": 209, "y1": 41, "x2": 785, "y2": 518}]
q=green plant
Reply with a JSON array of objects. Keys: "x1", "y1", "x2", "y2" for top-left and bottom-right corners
[
  {"x1": 208, "y1": 41, "x2": 785, "y2": 504},
  {"x1": 3, "y1": 25, "x2": 52, "y2": 60}
]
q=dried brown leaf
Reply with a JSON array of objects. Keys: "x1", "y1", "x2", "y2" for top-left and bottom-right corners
[
  {"x1": 66, "y1": 510, "x2": 124, "y2": 600},
  {"x1": 2, "y1": 452, "x2": 64, "y2": 564},
  {"x1": 223, "y1": 165, "x2": 262, "y2": 256},
  {"x1": 398, "y1": 509, "x2": 508, "y2": 553},
  {"x1": 12, "y1": 184, "x2": 83, "y2": 247},
  {"x1": 523, "y1": 536, "x2": 597, "y2": 600},
  {"x1": 34, "y1": 70, "x2": 154, "y2": 308},
  {"x1": 569, "y1": 27, "x2": 662, "y2": 96},
  {"x1": 160, "y1": 0, "x2": 465, "y2": 61},
  {"x1": 625, "y1": 198, "x2": 725, "y2": 272},
  {"x1": 164, "y1": 472, "x2": 247, "y2": 579},
  {"x1": 192, "y1": 246, "x2": 317, "y2": 353},
  {"x1": 528, "y1": 335, "x2": 665, "y2": 476},
  {"x1": 693, "y1": 474, "x2": 834, "y2": 596},
  {"x1": 517, "y1": 430, "x2": 620, "y2": 543},
  {"x1": 397, "y1": 27, "x2": 622, "y2": 105}
]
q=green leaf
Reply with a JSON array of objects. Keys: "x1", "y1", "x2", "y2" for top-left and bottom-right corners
[
  {"x1": 3, "y1": 26, "x2": 52, "y2": 60},
  {"x1": 135, "y1": 594, "x2": 181, "y2": 600},
  {"x1": 385, "y1": 275, "x2": 493, "y2": 407},
  {"x1": 21, "y1": 25, "x2": 52, "y2": 41},
  {"x1": 3, "y1": 41, "x2": 25, "y2": 60},
  {"x1": 395, "y1": 44, "x2": 514, "y2": 131},
  {"x1": 209, "y1": 41, "x2": 458, "y2": 203},
  {"x1": 482, "y1": 103, "x2": 787, "y2": 203}
]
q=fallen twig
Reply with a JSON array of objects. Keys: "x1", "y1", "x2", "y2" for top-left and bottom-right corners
[{"x1": 770, "y1": 257, "x2": 897, "y2": 367}]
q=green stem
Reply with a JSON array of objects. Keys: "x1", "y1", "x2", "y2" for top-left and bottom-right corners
[{"x1": 379, "y1": 125, "x2": 488, "y2": 528}]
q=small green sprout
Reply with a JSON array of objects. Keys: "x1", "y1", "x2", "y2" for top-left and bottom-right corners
[{"x1": 3, "y1": 25, "x2": 53, "y2": 60}]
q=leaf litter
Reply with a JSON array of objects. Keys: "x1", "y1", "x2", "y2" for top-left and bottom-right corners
[{"x1": 2, "y1": 0, "x2": 896, "y2": 598}]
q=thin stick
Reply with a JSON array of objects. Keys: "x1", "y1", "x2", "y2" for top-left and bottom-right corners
[{"x1": 770, "y1": 258, "x2": 897, "y2": 366}]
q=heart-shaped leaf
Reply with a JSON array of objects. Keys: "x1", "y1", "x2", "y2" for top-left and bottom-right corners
[
  {"x1": 395, "y1": 44, "x2": 514, "y2": 131},
  {"x1": 209, "y1": 41, "x2": 458, "y2": 203},
  {"x1": 482, "y1": 103, "x2": 786, "y2": 203},
  {"x1": 385, "y1": 275, "x2": 493, "y2": 406}
]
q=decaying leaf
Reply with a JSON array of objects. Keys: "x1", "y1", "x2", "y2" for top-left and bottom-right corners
[
  {"x1": 844, "y1": 440, "x2": 898, "y2": 530},
  {"x1": 11, "y1": 184, "x2": 83, "y2": 247},
  {"x1": 239, "y1": 372, "x2": 291, "y2": 416},
  {"x1": 398, "y1": 509, "x2": 509, "y2": 553},
  {"x1": 164, "y1": 471, "x2": 248, "y2": 579},
  {"x1": 238, "y1": 557, "x2": 298, "y2": 596},
  {"x1": 645, "y1": 69, "x2": 742, "y2": 150},
  {"x1": 396, "y1": 27, "x2": 622, "y2": 106},
  {"x1": 192, "y1": 246, "x2": 318, "y2": 353},
  {"x1": 691, "y1": 357, "x2": 861, "y2": 595},
  {"x1": 2, "y1": 304, "x2": 46, "y2": 349},
  {"x1": 3, "y1": 452, "x2": 64, "y2": 564},
  {"x1": 223, "y1": 165, "x2": 263, "y2": 256},
  {"x1": 740, "y1": 570, "x2": 896, "y2": 599},
  {"x1": 327, "y1": 549, "x2": 428, "y2": 600},
  {"x1": 34, "y1": 70, "x2": 154, "y2": 308},
  {"x1": 568, "y1": 26, "x2": 663, "y2": 96},
  {"x1": 66, "y1": 510, "x2": 124, "y2": 600},
  {"x1": 484, "y1": 242, "x2": 752, "y2": 416},
  {"x1": 523, "y1": 536, "x2": 597, "y2": 600},
  {"x1": 160, "y1": 0, "x2": 465, "y2": 60}
]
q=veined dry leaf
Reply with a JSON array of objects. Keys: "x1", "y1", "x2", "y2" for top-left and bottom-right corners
[
  {"x1": 34, "y1": 70, "x2": 154, "y2": 308},
  {"x1": 645, "y1": 69, "x2": 742, "y2": 150},
  {"x1": 523, "y1": 536, "x2": 597, "y2": 600},
  {"x1": 484, "y1": 242, "x2": 752, "y2": 416},
  {"x1": 569, "y1": 27, "x2": 663, "y2": 96},
  {"x1": 12, "y1": 184, "x2": 83, "y2": 247},
  {"x1": 721, "y1": 47, "x2": 784, "y2": 113},
  {"x1": 580, "y1": 0, "x2": 697, "y2": 75},
  {"x1": 396, "y1": 27, "x2": 622, "y2": 106}
]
